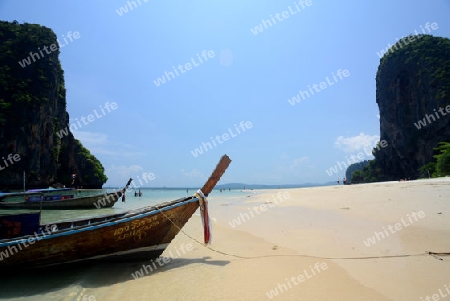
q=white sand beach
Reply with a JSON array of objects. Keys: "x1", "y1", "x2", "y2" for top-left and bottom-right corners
[{"x1": 1, "y1": 178, "x2": 449, "y2": 301}]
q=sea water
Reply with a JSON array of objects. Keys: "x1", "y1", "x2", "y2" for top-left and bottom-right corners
[{"x1": 0, "y1": 187, "x2": 257, "y2": 224}]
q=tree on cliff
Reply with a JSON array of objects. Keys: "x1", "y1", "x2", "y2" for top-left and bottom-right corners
[
  {"x1": 435, "y1": 143, "x2": 450, "y2": 176},
  {"x1": 0, "y1": 20, "x2": 107, "y2": 189},
  {"x1": 419, "y1": 142, "x2": 450, "y2": 178}
]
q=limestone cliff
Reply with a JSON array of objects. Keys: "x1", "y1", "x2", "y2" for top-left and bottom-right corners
[
  {"x1": 0, "y1": 21, "x2": 107, "y2": 189},
  {"x1": 373, "y1": 34, "x2": 450, "y2": 180}
]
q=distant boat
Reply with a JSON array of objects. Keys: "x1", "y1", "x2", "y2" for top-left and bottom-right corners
[
  {"x1": 0, "y1": 179, "x2": 132, "y2": 209},
  {"x1": 0, "y1": 187, "x2": 75, "y2": 202},
  {"x1": 0, "y1": 155, "x2": 231, "y2": 269}
]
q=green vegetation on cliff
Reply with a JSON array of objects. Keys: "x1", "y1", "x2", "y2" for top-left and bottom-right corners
[
  {"x1": 378, "y1": 35, "x2": 450, "y2": 102},
  {"x1": 0, "y1": 21, "x2": 65, "y2": 107},
  {"x1": 0, "y1": 20, "x2": 107, "y2": 188},
  {"x1": 419, "y1": 142, "x2": 450, "y2": 178},
  {"x1": 345, "y1": 160, "x2": 369, "y2": 183},
  {"x1": 351, "y1": 160, "x2": 389, "y2": 183}
]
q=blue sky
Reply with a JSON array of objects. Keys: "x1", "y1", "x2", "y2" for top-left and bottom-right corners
[{"x1": 1, "y1": 1, "x2": 449, "y2": 187}]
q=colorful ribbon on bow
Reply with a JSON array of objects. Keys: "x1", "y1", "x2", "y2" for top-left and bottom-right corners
[{"x1": 196, "y1": 189, "x2": 212, "y2": 245}]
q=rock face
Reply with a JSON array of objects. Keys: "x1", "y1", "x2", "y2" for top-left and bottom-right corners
[
  {"x1": 0, "y1": 21, "x2": 107, "y2": 189},
  {"x1": 374, "y1": 34, "x2": 450, "y2": 180}
]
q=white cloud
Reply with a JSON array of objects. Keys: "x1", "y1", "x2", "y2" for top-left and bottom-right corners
[
  {"x1": 106, "y1": 164, "x2": 144, "y2": 178},
  {"x1": 73, "y1": 131, "x2": 108, "y2": 145},
  {"x1": 290, "y1": 156, "x2": 309, "y2": 169},
  {"x1": 73, "y1": 131, "x2": 145, "y2": 157},
  {"x1": 181, "y1": 169, "x2": 206, "y2": 180},
  {"x1": 278, "y1": 152, "x2": 310, "y2": 170},
  {"x1": 73, "y1": 131, "x2": 114, "y2": 155},
  {"x1": 104, "y1": 164, "x2": 145, "y2": 187},
  {"x1": 271, "y1": 154, "x2": 313, "y2": 181},
  {"x1": 334, "y1": 133, "x2": 379, "y2": 152},
  {"x1": 280, "y1": 152, "x2": 290, "y2": 160}
]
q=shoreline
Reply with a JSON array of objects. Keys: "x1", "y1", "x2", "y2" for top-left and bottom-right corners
[{"x1": 0, "y1": 178, "x2": 449, "y2": 300}]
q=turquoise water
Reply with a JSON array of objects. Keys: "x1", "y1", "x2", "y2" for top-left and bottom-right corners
[
  {"x1": 110, "y1": 187, "x2": 259, "y2": 212},
  {"x1": 0, "y1": 187, "x2": 257, "y2": 224}
]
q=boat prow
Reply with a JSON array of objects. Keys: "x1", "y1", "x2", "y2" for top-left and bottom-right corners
[{"x1": 0, "y1": 155, "x2": 231, "y2": 269}]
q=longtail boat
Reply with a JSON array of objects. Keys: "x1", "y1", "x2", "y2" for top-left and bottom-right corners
[
  {"x1": 0, "y1": 187, "x2": 75, "y2": 202},
  {"x1": 0, "y1": 179, "x2": 132, "y2": 209},
  {"x1": 0, "y1": 155, "x2": 231, "y2": 269}
]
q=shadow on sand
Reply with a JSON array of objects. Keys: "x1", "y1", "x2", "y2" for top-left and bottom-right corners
[{"x1": 0, "y1": 256, "x2": 230, "y2": 299}]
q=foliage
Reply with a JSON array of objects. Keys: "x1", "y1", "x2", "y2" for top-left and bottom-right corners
[
  {"x1": 0, "y1": 21, "x2": 64, "y2": 107},
  {"x1": 378, "y1": 34, "x2": 450, "y2": 106},
  {"x1": 346, "y1": 160, "x2": 370, "y2": 183},
  {"x1": 420, "y1": 142, "x2": 450, "y2": 178},
  {"x1": 349, "y1": 159, "x2": 389, "y2": 183},
  {"x1": 0, "y1": 98, "x2": 11, "y2": 123},
  {"x1": 418, "y1": 162, "x2": 436, "y2": 178},
  {"x1": 74, "y1": 140, "x2": 108, "y2": 185},
  {"x1": 436, "y1": 148, "x2": 450, "y2": 176},
  {"x1": 351, "y1": 169, "x2": 364, "y2": 183}
]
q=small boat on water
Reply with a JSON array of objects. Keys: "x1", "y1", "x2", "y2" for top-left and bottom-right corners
[
  {"x1": 0, "y1": 187, "x2": 76, "y2": 202},
  {"x1": 0, "y1": 179, "x2": 132, "y2": 210},
  {"x1": 0, "y1": 155, "x2": 231, "y2": 269}
]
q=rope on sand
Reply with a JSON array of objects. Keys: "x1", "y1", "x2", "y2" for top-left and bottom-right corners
[{"x1": 156, "y1": 205, "x2": 449, "y2": 261}]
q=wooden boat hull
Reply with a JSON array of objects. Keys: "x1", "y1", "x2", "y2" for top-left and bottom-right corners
[
  {"x1": 0, "y1": 197, "x2": 200, "y2": 269},
  {"x1": 0, "y1": 190, "x2": 124, "y2": 209},
  {"x1": 0, "y1": 155, "x2": 232, "y2": 270}
]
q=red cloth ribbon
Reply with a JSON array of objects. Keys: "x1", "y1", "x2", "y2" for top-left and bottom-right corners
[{"x1": 196, "y1": 190, "x2": 212, "y2": 245}]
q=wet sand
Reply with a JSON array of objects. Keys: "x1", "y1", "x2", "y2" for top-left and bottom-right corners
[{"x1": 1, "y1": 178, "x2": 449, "y2": 300}]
